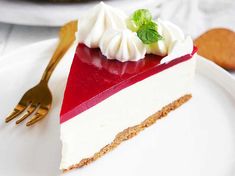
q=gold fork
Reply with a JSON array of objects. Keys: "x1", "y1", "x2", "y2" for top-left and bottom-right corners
[{"x1": 5, "y1": 20, "x2": 78, "y2": 126}]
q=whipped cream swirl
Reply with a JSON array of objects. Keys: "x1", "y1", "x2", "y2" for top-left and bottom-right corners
[
  {"x1": 100, "y1": 29, "x2": 146, "y2": 62},
  {"x1": 147, "y1": 19, "x2": 193, "y2": 63},
  {"x1": 77, "y1": 2, "x2": 127, "y2": 48}
]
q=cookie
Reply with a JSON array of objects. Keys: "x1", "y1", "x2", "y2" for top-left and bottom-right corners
[{"x1": 194, "y1": 28, "x2": 235, "y2": 70}]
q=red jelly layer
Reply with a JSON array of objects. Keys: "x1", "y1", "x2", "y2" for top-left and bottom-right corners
[{"x1": 60, "y1": 44, "x2": 197, "y2": 124}]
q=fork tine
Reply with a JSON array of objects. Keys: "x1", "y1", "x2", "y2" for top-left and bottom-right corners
[
  {"x1": 16, "y1": 104, "x2": 38, "y2": 124},
  {"x1": 5, "y1": 103, "x2": 27, "y2": 123},
  {"x1": 26, "y1": 113, "x2": 46, "y2": 127},
  {"x1": 26, "y1": 106, "x2": 48, "y2": 126}
]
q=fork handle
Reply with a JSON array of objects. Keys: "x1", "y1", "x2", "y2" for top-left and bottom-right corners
[{"x1": 41, "y1": 21, "x2": 77, "y2": 83}]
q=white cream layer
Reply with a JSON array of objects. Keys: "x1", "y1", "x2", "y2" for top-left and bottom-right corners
[{"x1": 60, "y1": 56, "x2": 196, "y2": 170}]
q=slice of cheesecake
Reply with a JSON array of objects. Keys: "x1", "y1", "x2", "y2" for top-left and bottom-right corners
[
  {"x1": 60, "y1": 44, "x2": 197, "y2": 172},
  {"x1": 59, "y1": 2, "x2": 197, "y2": 173}
]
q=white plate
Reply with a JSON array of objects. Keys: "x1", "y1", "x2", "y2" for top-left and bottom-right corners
[
  {"x1": 0, "y1": 39, "x2": 235, "y2": 176},
  {"x1": 0, "y1": 0, "x2": 156, "y2": 26}
]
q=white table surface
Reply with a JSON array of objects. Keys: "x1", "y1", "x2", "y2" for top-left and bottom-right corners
[{"x1": 0, "y1": 22, "x2": 58, "y2": 56}]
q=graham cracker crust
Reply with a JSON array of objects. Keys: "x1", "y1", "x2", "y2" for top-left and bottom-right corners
[{"x1": 63, "y1": 94, "x2": 192, "y2": 173}]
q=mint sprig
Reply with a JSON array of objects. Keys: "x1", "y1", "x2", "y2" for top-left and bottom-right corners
[
  {"x1": 137, "y1": 22, "x2": 163, "y2": 44},
  {"x1": 127, "y1": 9, "x2": 163, "y2": 44}
]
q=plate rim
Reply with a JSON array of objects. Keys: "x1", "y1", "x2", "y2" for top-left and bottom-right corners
[{"x1": 196, "y1": 55, "x2": 235, "y2": 98}]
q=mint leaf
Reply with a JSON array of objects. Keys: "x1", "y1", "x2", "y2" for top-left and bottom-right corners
[
  {"x1": 132, "y1": 9, "x2": 152, "y2": 27},
  {"x1": 127, "y1": 9, "x2": 152, "y2": 32},
  {"x1": 137, "y1": 22, "x2": 163, "y2": 44},
  {"x1": 126, "y1": 19, "x2": 139, "y2": 32}
]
